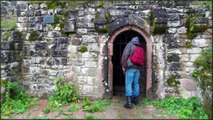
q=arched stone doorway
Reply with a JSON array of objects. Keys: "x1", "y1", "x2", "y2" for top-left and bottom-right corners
[{"x1": 108, "y1": 25, "x2": 152, "y2": 98}]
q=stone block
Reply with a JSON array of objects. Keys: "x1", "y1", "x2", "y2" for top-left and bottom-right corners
[
  {"x1": 88, "y1": 68, "x2": 98, "y2": 76},
  {"x1": 1, "y1": 51, "x2": 10, "y2": 63},
  {"x1": 62, "y1": 58, "x2": 67, "y2": 65},
  {"x1": 78, "y1": 76, "x2": 88, "y2": 84},
  {"x1": 186, "y1": 48, "x2": 201, "y2": 54},
  {"x1": 29, "y1": 66, "x2": 42, "y2": 75},
  {"x1": 167, "y1": 21, "x2": 181, "y2": 27},
  {"x1": 77, "y1": 28, "x2": 88, "y2": 35},
  {"x1": 184, "y1": 67, "x2": 195, "y2": 73},
  {"x1": 1, "y1": 42, "x2": 11, "y2": 50},
  {"x1": 51, "y1": 50, "x2": 67, "y2": 57},
  {"x1": 17, "y1": 17, "x2": 28, "y2": 23},
  {"x1": 35, "y1": 42, "x2": 47, "y2": 50},
  {"x1": 84, "y1": 61, "x2": 97, "y2": 67},
  {"x1": 82, "y1": 86, "x2": 94, "y2": 95},
  {"x1": 183, "y1": 62, "x2": 193, "y2": 67},
  {"x1": 169, "y1": 62, "x2": 182, "y2": 71},
  {"x1": 72, "y1": 39, "x2": 81, "y2": 46},
  {"x1": 40, "y1": 3, "x2": 47, "y2": 9},
  {"x1": 192, "y1": 39, "x2": 208, "y2": 47},
  {"x1": 177, "y1": 27, "x2": 187, "y2": 34},
  {"x1": 189, "y1": 54, "x2": 200, "y2": 62},
  {"x1": 168, "y1": 28, "x2": 177, "y2": 34},
  {"x1": 84, "y1": 8, "x2": 96, "y2": 15},
  {"x1": 72, "y1": 66, "x2": 81, "y2": 74},
  {"x1": 64, "y1": 20, "x2": 75, "y2": 32},
  {"x1": 179, "y1": 78, "x2": 198, "y2": 91},
  {"x1": 87, "y1": 76, "x2": 96, "y2": 85},
  {"x1": 81, "y1": 68, "x2": 90, "y2": 75},
  {"x1": 81, "y1": 35, "x2": 97, "y2": 43}
]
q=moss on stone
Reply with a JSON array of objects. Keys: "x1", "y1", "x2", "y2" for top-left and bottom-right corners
[
  {"x1": 1, "y1": 17, "x2": 17, "y2": 29},
  {"x1": 105, "y1": 12, "x2": 110, "y2": 21},
  {"x1": 190, "y1": 24, "x2": 208, "y2": 33},
  {"x1": 151, "y1": 22, "x2": 167, "y2": 35},
  {"x1": 167, "y1": 55, "x2": 177, "y2": 62},
  {"x1": 13, "y1": 30, "x2": 23, "y2": 40},
  {"x1": 29, "y1": 30, "x2": 41, "y2": 42},
  {"x1": 95, "y1": 24, "x2": 110, "y2": 34},
  {"x1": 185, "y1": 15, "x2": 208, "y2": 39},
  {"x1": 150, "y1": 18, "x2": 167, "y2": 35},
  {"x1": 51, "y1": 15, "x2": 61, "y2": 29},
  {"x1": 79, "y1": 45, "x2": 88, "y2": 53},
  {"x1": 95, "y1": 13, "x2": 100, "y2": 19},
  {"x1": 2, "y1": 31, "x2": 10, "y2": 41},
  {"x1": 166, "y1": 75, "x2": 180, "y2": 86},
  {"x1": 0, "y1": 79, "x2": 7, "y2": 87},
  {"x1": 185, "y1": 41, "x2": 192, "y2": 49},
  {"x1": 46, "y1": 1, "x2": 66, "y2": 9},
  {"x1": 186, "y1": 32, "x2": 197, "y2": 39},
  {"x1": 149, "y1": 8, "x2": 154, "y2": 26}
]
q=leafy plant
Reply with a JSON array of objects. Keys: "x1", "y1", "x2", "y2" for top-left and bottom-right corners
[
  {"x1": 192, "y1": 69, "x2": 200, "y2": 79},
  {"x1": 84, "y1": 99, "x2": 111, "y2": 112},
  {"x1": 44, "y1": 76, "x2": 79, "y2": 112},
  {"x1": 141, "y1": 97, "x2": 208, "y2": 119},
  {"x1": 67, "y1": 103, "x2": 81, "y2": 112},
  {"x1": 1, "y1": 82, "x2": 38, "y2": 116}
]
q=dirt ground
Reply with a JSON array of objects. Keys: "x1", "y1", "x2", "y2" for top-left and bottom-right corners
[{"x1": 1, "y1": 96, "x2": 177, "y2": 119}]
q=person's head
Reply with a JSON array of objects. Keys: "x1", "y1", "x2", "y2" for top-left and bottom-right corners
[{"x1": 131, "y1": 36, "x2": 141, "y2": 45}]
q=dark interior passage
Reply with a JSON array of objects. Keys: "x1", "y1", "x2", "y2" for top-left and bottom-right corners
[{"x1": 112, "y1": 30, "x2": 146, "y2": 97}]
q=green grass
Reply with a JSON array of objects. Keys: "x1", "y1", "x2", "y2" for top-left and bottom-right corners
[
  {"x1": 141, "y1": 97, "x2": 208, "y2": 119},
  {"x1": 84, "y1": 99, "x2": 111, "y2": 113},
  {"x1": 1, "y1": 18, "x2": 17, "y2": 29},
  {"x1": 67, "y1": 103, "x2": 81, "y2": 112},
  {"x1": 86, "y1": 115, "x2": 100, "y2": 120}
]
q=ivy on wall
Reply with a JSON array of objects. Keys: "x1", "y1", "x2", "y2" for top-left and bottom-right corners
[{"x1": 192, "y1": 44, "x2": 212, "y2": 119}]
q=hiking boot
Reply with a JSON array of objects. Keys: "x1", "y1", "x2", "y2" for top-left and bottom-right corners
[
  {"x1": 124, "y1": 96, "x2": 132, "y2": 109},
  {"x1": 132, "y1": 96, "x2": 139, "y2": 105}
]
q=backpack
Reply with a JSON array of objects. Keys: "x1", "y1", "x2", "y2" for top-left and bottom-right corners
[{"x1": 130, "y1": 45, "x2": 145, "y2": 66}]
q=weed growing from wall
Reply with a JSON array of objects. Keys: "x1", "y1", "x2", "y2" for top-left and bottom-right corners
[
  {"x1": 44, "y1": 76, "x2": 79, "y2": 113},
  {"x1": 1, "y1": 81, "x2": 38, "y2": 116}
]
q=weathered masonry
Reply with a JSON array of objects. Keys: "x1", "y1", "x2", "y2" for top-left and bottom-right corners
[{"x1": 1, "y1": 1, "x2": 212, "y2": 99}]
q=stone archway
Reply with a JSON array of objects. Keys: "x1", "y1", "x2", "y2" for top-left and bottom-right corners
[{"x1": 108, "y1": 25, "x2": 152, "y2": 97}]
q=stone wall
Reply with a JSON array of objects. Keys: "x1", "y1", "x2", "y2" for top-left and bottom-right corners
[{"x1": 1, "y1": 1, "x2": 212, "y2": 99}]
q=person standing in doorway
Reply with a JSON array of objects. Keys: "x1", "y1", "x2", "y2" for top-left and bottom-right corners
[{"x1": 121, "y1": 36, "x2": 145, "y2": 109}]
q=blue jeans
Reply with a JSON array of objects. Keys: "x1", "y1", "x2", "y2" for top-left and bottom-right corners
[{"x1": 125, "y1": 68, "x2": 140, "y2": 97}]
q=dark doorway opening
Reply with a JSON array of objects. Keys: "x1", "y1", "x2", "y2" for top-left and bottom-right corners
[{"x1": 112, "y1": 30, "x2": 147, "y2": 97}]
